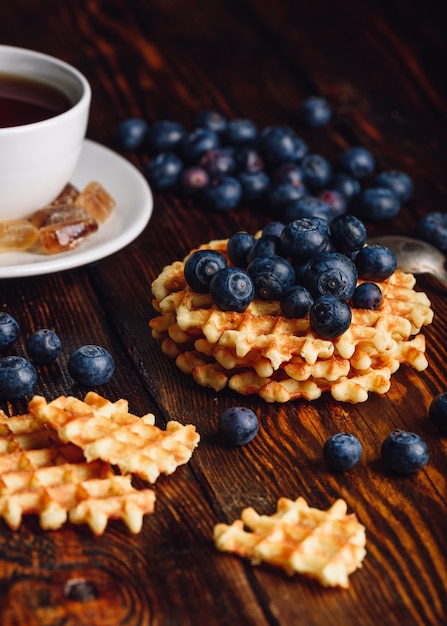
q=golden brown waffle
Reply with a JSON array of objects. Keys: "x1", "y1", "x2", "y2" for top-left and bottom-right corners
[
  {"x1": 213, "y1": 496, "x2": 366, "y2": 588},
  {"x1": 150, "y1": 237, "x2": 434, "y2": 403},
  {"x1": 29, "y1": 392, "x2": 200, "y2": 484},
  {"x1": 0, "y1": 409, "x2": 156, "y2": 535}
]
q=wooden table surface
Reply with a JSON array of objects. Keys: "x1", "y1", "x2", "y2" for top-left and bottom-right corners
[{"x1": 0, "y1": 1, "x2": 446, "y2": 624}]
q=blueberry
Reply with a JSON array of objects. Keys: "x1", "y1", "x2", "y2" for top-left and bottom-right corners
[
  {"x1": 351, "y1": 282, "x2": 382, "y2": 309},
  {"x1": 234, "y1": 146, "x2": 264, "y2": 173},
  {"x1": 357, "y1": 187, "x2": 401, "y2": 221},
  {"x1": 238, "y1": 171, "x2": 271, "y2": 204},
  {"x1": 227, "y1": 231, "x2": 256, "y2": 268},
  {"x1": 116, "y1": 118, "x2": 149, "y2": 151},
  {"x1": 268, "y1": 182, "x2": 307, "y2": 214},
  {"x1": 200, "y1": 148, "x2": 236, "y2": 178},
  {"x1": 273, "y1": 163, "x2": 305, "y2": 186},
  {"x1": 330, "y1": 214, "x2": 367, "y2": 254},
  {"x1": 260, "y1": 125, "x2": 308, "y2": 166},
  {"x1": 194, "y1": 110, "x2": 228, "y2": 135},
  {"x1": 209, "y1": 267, "x2": 255, "y2": 312},
  {"x1": 381, "y1": 429, "x2": 429, "y2": 474},
  {"x1": 375, "y1": 170, "x2": 413, "y2": 203},
  {"x1": 280, "y1": 285, "x2": 313, "y2": 318},
  {"x1": 26, "y1": 329, "x2": 62, "y2": 364},
  {"x1": 416, "y1": 212, "x2": 447, "y2": 253},
  {"x1": 304, "y1": 252, "x2": 358, "y2": 301},
  {"x1": 337, "y1": 147, "x2": 375, "y2": 179},
  {"x1": 282, "y1": 196, "x2": 333, "y2": 224},
  {"x1": 144, "y1": 152, "x2": 183, "y2": 191},
  {"x1": 262, "y1": 221, "x2": 285, "y2": 238},
  {"x1": 201, "y1": 176, "x2": 242, "y2": 211},
  {"x1": 0, "y1": 356, "x2": 37, "y2": 399},
  {"x1": 146, "y1": 120, "x2": 186, "y2": 153},
  {"x1": 0, "y1": 312, "x2": 19, "y2": 350},
  {"x1": 246, "y1": 235, "x2": 282, "y2": 263},
  {"x1": 309, "y1": 295, "x2": 352, "y2": 339},
  {"x1": 428, "y1": 392, "x2": 447, "y2": 435},
  {"x1": 355, "y1": 245, "x2": 397, "y2": 281},
  {"x1": 298, "y1": 96, "x2": 332, "y2": 127},
  {"x1": 224, "y1": 118, "x2": 257, "y2": 146},
  {"x1": 68, "y1": 345, "x2": 115, "y2": 386},
  {"x1": 180, "y1": 166, "x2": 210, "y2": 196},
  {"x1": 318, "y1": 189, "x2": 347, "y2": 217},
  {"x1": 328, "y1": 173, "x2": 361, "y2": 202},
  {"x1": 218, "y1": 406, "x2": 259, "y2": 446},
  {"x1": 247, "y1": 254, "x2": 296, "y2": 300},
  {"x1": 184, "y1": 249, "x2": 227, "y2": 292},
  {"x1": 301, "y1": 154, "x2": 332, "y2": 190},
  {"x1": 181, "y1": 128, "x2": 220, "y2": 164},
  {"x1": 323, "y1": 432, "x2": 362, "y2": 471},
  {"x1": 280, "y1": 216, "x2": 330, "y2": 262}
]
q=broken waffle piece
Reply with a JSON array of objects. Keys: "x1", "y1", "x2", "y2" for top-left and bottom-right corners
[
  {"x1": 150, "y1": 237, "x2": 434, "y2": 403},
  {"x1": 0, "y1": 409, "x2": 155, "y2": 535},
  {"x1": 213, "y1": 497, "x2": 366, "y2": 588},
  {"x1": 29, "y1": 391, "x2": 200, "y2": 484}
]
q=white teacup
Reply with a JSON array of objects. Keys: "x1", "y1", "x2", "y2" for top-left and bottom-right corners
[{"x1": 0, "y1": 45, "x2": 91, "y2": 219}]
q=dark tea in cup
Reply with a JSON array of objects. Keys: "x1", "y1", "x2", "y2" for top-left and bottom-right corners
[{"x1": 0, "y1": 72, "x2": 71, "y2": 128}]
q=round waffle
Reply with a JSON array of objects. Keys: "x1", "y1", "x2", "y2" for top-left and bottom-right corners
[{"x1": 150, "y1": 237, "x2": 434, "y2": 403}]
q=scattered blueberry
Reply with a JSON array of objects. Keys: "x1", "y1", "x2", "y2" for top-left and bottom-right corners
[
  {"x1": 301, "y1": 153, "x2": 332, "y2": 190},
  {"x1": 144, "y1": 152, "x2": 183, "y2": 191},
  {"x1": 262, "y1": 221, "x2": 285, "y2": 238},
  {"x1": 357, "y1": 187, "x2": 401, "y2": 221},
  {"x1": 282, "y1": 196, "x2": 333, "y2": 223},
  {"x1": 268, "y1": 181, "x2": 307, "y2": 214},
  {"x1": 337, "y1": 146, "x2": 375, "y2": 179},
  {"x1": 180, "y1": 166, "x2": 210, "y2": 196},
  {"x1": 329, "y1": 173, "x2": 361, "y2": 202},
  {"x1": 67, "y1": 345, "x2": 115, "y2": 387},
  {"x1": 273, "y1": 163, "x2": 305, "y2": 186},
  {"x1": 200, "y1": 148, "x2": 236, "y2": 178},
  {"x1": 375, "y1": 170, "x2": 413, "y2": 203},
  {"x1": 201, "y1": 176, "x2": 242, "y2": 211},
  {"x1": 318, "y1": 189, "x2": 347, "y2": 216},
  {"x1": 116, "y1": 118, "x2": 149, "y2": 151},
  {"x1": 246, "y1": 234, "x2": 282, "y2": 263},
  {"x1": 298, "y1": 96, "x2": 332, "y2": 128},
  {"x1": 355, "y1": 244, "x2": 397, "y2": 281},
  {"x1": 310, "y1": 295, "x2": 352, "y2": 338},
  {"x1": 209, "y1": 267, "x2": 255, "y2": 312},
  {"x1": 238, "y1": 170, "x2": 271, "y2": 204},
  {"x1": 0, "y1": 356, "x2": 38, "y2": 399},
  {"x1": 194, "y1": 110, "x2": 228, "y2": 135},
  {"x1": 26, "y1": 329, "x2": 62, "y2": 365},
  {"x1": 0, "y1": 312, "x2": 19, "y2": 350},
  {"x1": 280, "y1": 285, "x2": 314, "y2": 318},
  {"x1": 184, "y1": 249, "x2": 227, "y2": 292},
  {"x1": 428, "y1": 392, "x2": 447, "y2": 435},
  {"x1": 323, "y1": 432, "x2": 363, "y2": 471},
  {"x1": 234, "y1": 146, "x2": 264, "y2": 173},
  {"x1": 381, "y1": 429, "x2": 429, "y2": 474},
  {"x1": 351, "y1": 282, "x2": 382, "y2": 309},
  {"x1": 224, "y1": 118, "x2": 257, "y2": 146},
  {"x1": 218, "y1": 406, "x2": 259, "y2": 446},
  {"x1": 181, "y1": 128, "x2": 220, "y2": 164},
  {"x1": 146, "y1": 120, "x2": 186, "y2": 153},
  {"x1": 260, "y1": 125, "x2": 308, "y2": 166},
  {"x1": 416, "y1": 212, "x2": 447, "y2": 253}
]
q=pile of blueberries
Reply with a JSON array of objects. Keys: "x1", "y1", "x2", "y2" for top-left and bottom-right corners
[
  {"x1": 116, "y1": 97, "x2": 447, "y2": 252},
  {"x1": 184, "y1": 213, "x2": 397, "y2": 339},
  {"x1": 0, "y1": 312, "x2": 115, "y2": 400}
]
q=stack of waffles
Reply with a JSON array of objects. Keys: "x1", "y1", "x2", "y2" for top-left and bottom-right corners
[{"x1": 150, "y1": 237, "x2": 434, "y2": 403}]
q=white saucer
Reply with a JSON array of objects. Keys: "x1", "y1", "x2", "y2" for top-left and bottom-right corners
[{"x1": 0, "y1": 139, "x2": 153, "y2": 278}]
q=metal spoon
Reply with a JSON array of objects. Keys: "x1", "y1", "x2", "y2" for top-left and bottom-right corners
[{"x1": 368, "y1": 235, "x2": 447, "y2": 288}]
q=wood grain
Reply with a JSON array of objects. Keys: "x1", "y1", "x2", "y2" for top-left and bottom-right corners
[{"x1": 0, "y1": 1, "x2": 446, "y2": 624}]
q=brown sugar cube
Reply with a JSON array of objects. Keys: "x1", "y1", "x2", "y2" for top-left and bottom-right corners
[{"x1": 75, "y1": 181, "x2": 116, "y2": 223}]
